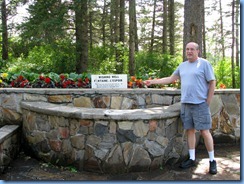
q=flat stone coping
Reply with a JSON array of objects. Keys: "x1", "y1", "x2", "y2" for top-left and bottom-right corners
[
  {"x1": 0, "y1": 88, "x2": 240, "y2": 95},
  {"x1": 20, "y1": 101, "x2": 181, "y2": 120},
  {"x1": 0, "y1": 125, "x2": 19, "y2": 143}
]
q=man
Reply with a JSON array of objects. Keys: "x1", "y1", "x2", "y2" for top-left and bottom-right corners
[{"x1": 144, "y1": 42, "x2": 217, "y2": 174}]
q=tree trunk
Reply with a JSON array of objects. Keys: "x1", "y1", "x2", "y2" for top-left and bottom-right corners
[
  {"x1": 110, "y1": 0, "x2": 116, "y2": 46},
  {"x1": 168, "y1": 0, "x2": 175, "y2": 55},
  {"x1": 74, "y1": 0, "x2": 88, "y2": 73},
  {"x1": 202, "y1": 0, "x2": 206, "y2": 58},
  {"x1": 149, "y1": 0, "x2": 156, "y2": 53},
  {"x1": 102, "y1": 0, "x2": 107, "y2": 46},
  {"x1": 114, "y1": 0, "x2": 119, "y2": 45},
  {"x1": 162, "y1": 0, "x2": 168, "y2": 54},
  {"x1": 89, "y1": 10, "x2": 93, "y2": 50},
  {"x1": 235, "y1": 0, "x2": 240, "y2": 67},
  {"x1": 116, "y1": 0, "x2": 125, "y2": 74},
  {"x1": 219, "y1": 0, "x2": 225, "y2": 60},
  {"x1": 1, "y1": 0, "x2": 8, "y2": 61},
  {"x1": 231, "y1": 0, "x2": 235, "y2": 88},
  {"x1": 119, "y1": 0, "x2": 125, "y2": 44},
  {"x1": 129, "y1": 0, "x2": 136, "y2": 76},
  {"x1": 110, "y1": 0, "x2": 119, "y2": 46},
  {"x1": 183, "y1": 0, "x2": 204, "y2": 60},
  {"x1": 134, "y1": 3, "x2": 139, "y2": 52}
]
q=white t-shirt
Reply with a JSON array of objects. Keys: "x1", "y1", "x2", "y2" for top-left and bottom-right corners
[{"x1": 173, "y1": 57, "x2": 216, "y2": 104}]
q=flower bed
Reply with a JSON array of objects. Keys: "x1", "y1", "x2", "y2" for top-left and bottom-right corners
[
  {"x1": 0, "y1": 71, "x2": 227, "y2": 89},
  {"x1": 0, "y1": 72, "x2": 177, "y2": 89}
]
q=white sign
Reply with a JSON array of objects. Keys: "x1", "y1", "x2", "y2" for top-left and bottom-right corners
[{"x1": 91, "y1": 74, "x2": 127, "y2": 89}]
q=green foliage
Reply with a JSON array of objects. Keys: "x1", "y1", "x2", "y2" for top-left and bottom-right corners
[
  {"x1": 88, "y1": 45, "x2": 129, "y2": 74},
  {"x1": 7, "y1": 42, "x2": 76, "y2": 74},
  {"x1": 10, "y1": 71, "x2": 39, "y2": 82},
  {"x1": 88, "y1": 46, "x2": 114, "y2": 74},
  {"x1": 214, "y1": 60, "x2": 232, "y2": 88},
  {"x1": 235, "y1": 66, "x2": 240, "y2": 88},
  {"x1": 114, "y1": 42, "x2": 130, "y2": 74},
  {"x1": 3, "y1": 41, "x2": 239, "y2": 89},
  {"x1": 67, "y1": 166, "x2": 78, "y2": 173},
  {"x1": 213, "y1": 59, "x2": 240, "y2": 88},
  {"x1": 98, "y1": 57, "x2": 117, "y2": 74},
  {"x1": 8, "y1": 37, "x2": 29, "y2": 58},
  {"x1": 18, "y1": 0, "x2": 69, "y2": 45},
  {"x1": 135, "y1": 52, "x2": 181, "y2": 80}
]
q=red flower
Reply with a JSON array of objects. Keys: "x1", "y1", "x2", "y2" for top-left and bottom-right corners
[
  {"x1": 85, "y1": 77, "x2": 90, "y2": 83},
  {"x1": 17, "y1": 75, "x2": 24, "y2": 82},
  {"x1": 78, "y1": 78, "x2": 82, "y2": 82},
  {"x1": 39, "y1": 75, "x2": 45, "y2": 80},
  {"x1": 62, "y1": 83, "x2": 67, "y2": 88},
  {"x1": 77, "y1": 81, "x2": 82, "y2": 87},
  {"x1": 11, "y1": 81, "x2": 15, "y2": 87},
  {"x1": 20, "y1": 80, "x2": 28, "y2": 87},
  {"x1": 45, "y1": 77, "x2": 51, "y2": 83},
  {"x1": 66, "y1": 80, "x2": 71, "y2": 85},
  {"x1": 60, "y1": 74, "x2": 65, "y2": 81}
]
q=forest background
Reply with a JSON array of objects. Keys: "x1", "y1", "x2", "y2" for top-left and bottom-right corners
[{"x1": 0, "y1": 0, "x2": 240, "y2": 89}]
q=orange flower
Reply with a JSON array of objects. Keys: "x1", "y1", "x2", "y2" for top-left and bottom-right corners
[
  {"x1": 128, "y1": 81, "x2": 133, "y2": 88},
  {"x1": 130, "y1": 76, "x2": 136, "y2": 82},
  {"x1": 219, "y1": 83, "x2": 226, "y2": 89}
]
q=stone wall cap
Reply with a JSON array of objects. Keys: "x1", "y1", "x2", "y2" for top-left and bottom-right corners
[
  {"x1": 20, "y1": 101, "x2": 181, "y2": 120},
  {"x1": 0, "y1": 125, "x2": 19, "y2": 143},
  {"x1": 0, "y1": 88, "x2": 239, "y2": 95}
]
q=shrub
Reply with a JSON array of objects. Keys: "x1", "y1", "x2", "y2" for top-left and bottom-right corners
[
  {"x1": 7, "y1": 42, "x2": 76, "y2": 74},
  {"x1": 135, "y1": 52, "x2": 181, "y2": 80}
]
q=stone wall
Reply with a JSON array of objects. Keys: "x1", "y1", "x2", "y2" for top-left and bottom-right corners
[
  {"x1": 0, "y1": 88, "x2": 181, "y2": 127},
  {"x1": 20, "y1": 101, "x2": 183, "y2": 173},
  {"x1": 0, "y1": 88, "x2": 240, "y2": 173},
  {"x1": 210, "y1": 92, "x2": 240, "y2": 144},
  {"x1": 0, "y1": 125, "x2": 20, "y2": 173}
]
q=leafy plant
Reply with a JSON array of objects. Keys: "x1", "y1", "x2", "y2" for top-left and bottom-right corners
[
  {"x1": 31, "y1": 74, "x2": 56, "y2": 88},
  {"x1": 135, "y1": 52, "x2": 181, "y2": 79},
  {"x1": 10, "y1": 75, "x2": 31, "y2": 88},
  {"x1": 213, "y1": 59, "x2": 232, "y2": 88},
  {"x1": 7, "y1": 43, "x2": 76, "y2": 74}
]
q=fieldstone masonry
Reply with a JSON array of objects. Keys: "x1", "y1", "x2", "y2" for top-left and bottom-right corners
[
  {"x1": 0, "y1": 88, "x2": 240, "y2": 174},
  {"x1": 210, "y1": 93, "x2": 240, "y2": 143},
  {"x1": 0, "y1": 125, "x2": 20, "y2": 173},
  {"x1": 20, "y1": 101, "x2": 182, "y2": 173}
]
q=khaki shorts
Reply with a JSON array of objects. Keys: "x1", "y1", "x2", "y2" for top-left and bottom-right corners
[{"x1": 180, "y1": 102, "x2": 212, "y2": 130}]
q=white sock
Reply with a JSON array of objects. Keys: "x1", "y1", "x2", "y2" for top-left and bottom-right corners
[
  {"x1": 189, "y1": 149, "x2": 195, "y2": 160},
  {"x1": 208, "y1": 151, "x2": 215, "y2": 162}
]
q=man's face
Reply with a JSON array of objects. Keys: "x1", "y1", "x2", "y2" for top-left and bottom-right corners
[{"x1": 185, "y1": 43, "x2": 199, "y2": 62}]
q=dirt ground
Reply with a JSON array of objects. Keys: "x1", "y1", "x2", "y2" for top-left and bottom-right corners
[{"x1": 0, "y1": 143, "x2": 240, "y2": 181}]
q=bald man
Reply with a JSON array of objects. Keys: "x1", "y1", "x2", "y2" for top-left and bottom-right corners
[{"x1": 144, "y1": 42, "x2": 217, "y2": 174}]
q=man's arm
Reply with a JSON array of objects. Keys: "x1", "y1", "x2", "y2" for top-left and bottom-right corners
[
  {"x1": 144, "y1": 75, "x2": 179, "y2": 86},
  {"x1": 206, "y1": 80, "x2": 216, "y2": 105}
]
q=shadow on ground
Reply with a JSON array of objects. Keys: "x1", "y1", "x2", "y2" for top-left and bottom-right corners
[{"x1": 0, "y1": 144, "x2": 240, "y2": 181}]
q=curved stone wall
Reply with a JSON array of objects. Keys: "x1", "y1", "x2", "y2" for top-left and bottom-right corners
[
  {"x1": 20, "y1": 101, "x2": 182, "y2": 173},
  {"x1": 0, "y1": 88, "x2": 240, "y2": 173}
]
